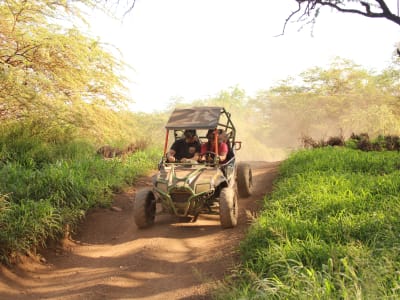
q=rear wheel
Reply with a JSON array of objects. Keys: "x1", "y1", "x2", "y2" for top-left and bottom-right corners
[
  {"x1": 219, "y1": 187, "x2": 238, "y2": 228},
  {"x1": 237, "y1": 163, "x2": 253, "y2": 198},
  {"x1": 134, "y1": 188, "x2": 156, "y2": 229}
]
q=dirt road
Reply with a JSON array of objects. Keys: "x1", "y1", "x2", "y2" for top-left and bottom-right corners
[{"x1": 0, "y1": 161, "x2": 280, "y2": 300}]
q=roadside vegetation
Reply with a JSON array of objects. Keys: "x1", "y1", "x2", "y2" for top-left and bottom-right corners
[
  {"x1": 215, "y1": 145, "x2": 400, "y2": 299},
  {"x1": 3, "y1": 5, "x2": 400, "y2": 298},
  {"x1": 0, "y1": 0, "x2": 165, "y2": 263},
  {"x1": 0, "y1": 119, "x2": 161, "y2": 264}
]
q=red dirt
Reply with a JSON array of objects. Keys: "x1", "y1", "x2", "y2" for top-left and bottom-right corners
[{"x1": 0, "y1": 161, "x2": 280, "y2": 300}]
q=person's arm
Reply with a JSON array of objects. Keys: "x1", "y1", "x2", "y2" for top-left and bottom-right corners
[
  {"x1": 166, "y1": 149, "x2": 177, "y2": 162},
  {"x1": 198, "y1": 143, "x2": 208, "y2": 162},
  {"x1": 192, "y1": 152, "x2": 200, "y2": 161},
  {"x1": 218, "y1": 143, "x2": 228, "y2": 162},
  {"x1": 167, "y1": 140, "x2": 179, "y2": 162}
]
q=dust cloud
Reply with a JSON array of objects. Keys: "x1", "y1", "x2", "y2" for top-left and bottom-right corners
[
  {"x1": 233, "y1": 108, "x2": 362, "y2": 162},
  {"x1": 234, "y1": 139, "x2": 290, "y2": 162}
]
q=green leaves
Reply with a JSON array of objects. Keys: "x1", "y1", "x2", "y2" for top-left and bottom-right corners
[
  {"x1": 0, "y1": 198, "x2": 62, "y2": 261},
  {"x1": 0, "y1": 117, "x2": 162, "y2": 262},
  {"x1": 264, "y1": 58, "x2": 400, "y2": 147},
  {"x1": 224, "y1": 148, "x2": 400, "y2": 299},
  {"x1": 0, "y1": 0, "x2": 129, "y2": 129}
]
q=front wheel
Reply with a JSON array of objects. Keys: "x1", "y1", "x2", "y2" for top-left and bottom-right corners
[
  {"x1": 219, "y1": 187, "x2": 238, "y2": 228},
  {"x1": 134, "y1": 188, "x2": 156, "y2": 229},
  {"x1": 237, "y1": 163, "x2": 253, "y2": 198}
]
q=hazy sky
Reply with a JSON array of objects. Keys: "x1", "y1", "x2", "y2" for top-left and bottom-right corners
[{"x1": 87, "y1": 0, "x2": 400, "y2": 112}]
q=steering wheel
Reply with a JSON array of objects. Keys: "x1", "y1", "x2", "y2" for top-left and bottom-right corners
[{"x1": 201, "y1": 151, "x2": 217, "y2": 163}]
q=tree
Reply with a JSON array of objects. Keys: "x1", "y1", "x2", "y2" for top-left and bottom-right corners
[
  {"x1": 285, "y1": 0, "x2": 400, "y2": 34},
  {"x1": 264, "y1": 58, "x2": 400, "y2": 147},
  {"x1": 0, "y1": 0, "x2": 129, "y2": 126}
]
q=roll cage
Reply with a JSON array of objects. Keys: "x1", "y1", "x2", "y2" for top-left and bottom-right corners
[{"x1": 162, "y1": 106, "x2": 242, "y2": 164}]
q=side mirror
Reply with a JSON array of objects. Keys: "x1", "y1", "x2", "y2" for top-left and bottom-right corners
[{"x1": 234, "y1": 141, "x2": 242, "y2": 151}]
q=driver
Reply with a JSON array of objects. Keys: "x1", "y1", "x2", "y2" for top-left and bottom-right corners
[
  {"x1": 200, "y1": 129, "x2": 228, "y2": 163},
  {"x1": 166, "y1": 129, "x2": 201, "y2": 162}
]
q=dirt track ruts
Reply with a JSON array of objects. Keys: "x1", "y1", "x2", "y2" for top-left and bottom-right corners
[{"x1": 0, "y1": 161, "x2": 280, "y2": 300}]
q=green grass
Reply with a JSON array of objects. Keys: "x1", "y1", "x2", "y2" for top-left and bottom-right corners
[
  {"x1": 0, "y1": 121, "x2": 161, "y2": 263},
  {"x1": 216, "y1": 147, "x2": 400, "y2": 299}
]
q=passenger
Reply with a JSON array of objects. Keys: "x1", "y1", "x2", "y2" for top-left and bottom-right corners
[
  {"x1": 219, "y1": 130, "x2": 235, "y2": 162},
  {"x1": 200, "y1": 129, "x2": 228, "y2": 163},
  {"x1": 166, "y1": 129, "x2": 201, "y2": 162}
]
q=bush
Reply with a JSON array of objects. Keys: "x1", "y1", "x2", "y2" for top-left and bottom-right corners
[{"x1": 0, "y1": 119, "x2": 162, "y2": 263}]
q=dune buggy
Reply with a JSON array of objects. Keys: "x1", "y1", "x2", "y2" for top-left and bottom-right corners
[{"x1": 134, "y1": 106, "x2": 253, "y2": 229}]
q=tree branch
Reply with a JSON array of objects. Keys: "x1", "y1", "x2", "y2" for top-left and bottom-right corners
[
  {"x1": 293, "y1": 0, "x2": 400, "y2": 26},
  {"x1": 279, "y1": 2, "x2": 302, "y2": 36},
  {"x1": 123, "y1": 0, "x2": 136, "y2": 17}
]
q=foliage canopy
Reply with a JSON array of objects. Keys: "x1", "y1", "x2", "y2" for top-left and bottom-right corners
[{"x1": 0, "y1": 0, "x2": 129, "y2": 137}]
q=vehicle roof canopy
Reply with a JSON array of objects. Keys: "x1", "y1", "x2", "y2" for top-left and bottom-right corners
[{"x1": 165, "y1": 107, "x2": 225, "y2": 130}]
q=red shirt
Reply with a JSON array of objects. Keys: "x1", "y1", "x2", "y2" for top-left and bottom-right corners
[{"x1": 201, "y1": 142, "x2": 228, "y2": 162}]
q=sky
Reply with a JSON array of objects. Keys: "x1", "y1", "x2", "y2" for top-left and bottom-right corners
[{"x1": 86, "y1": 0, "x2": 400, "y2": 112}]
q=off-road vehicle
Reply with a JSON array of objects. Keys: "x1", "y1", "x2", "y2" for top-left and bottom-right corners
[{"x1": 134, "y1": 106, "x2": 253, "y2": 229}]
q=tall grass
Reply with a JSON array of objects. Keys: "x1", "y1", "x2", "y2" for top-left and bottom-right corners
[
  {"x1": 0, "y1": 120, "x2": 161, "y2": 263},
  {"x1": 216, "y1": 147, "x2": 400, "y2": 299}
]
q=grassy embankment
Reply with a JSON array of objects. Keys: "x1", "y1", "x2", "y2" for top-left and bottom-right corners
[
  {"x1": 218, "y1": 147, "x2": 400, "y2": 299},
  {"x1": 0, "y1": 121, "x2": 161, "y2": 264}
]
